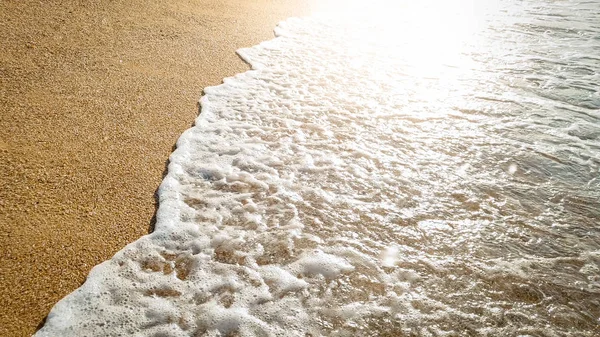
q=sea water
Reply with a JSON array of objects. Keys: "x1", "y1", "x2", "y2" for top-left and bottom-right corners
[{"x1": 36, "y1": 0, "x2": 600, "y2": 336}]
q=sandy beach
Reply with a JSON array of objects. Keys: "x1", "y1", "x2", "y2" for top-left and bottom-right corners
[{"x1": 0, "y1": 1, "x2": 316, "y2": 335}]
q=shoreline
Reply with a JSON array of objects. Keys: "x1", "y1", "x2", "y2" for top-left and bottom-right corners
[{"x1": 0, "y1": 1, "x2": 316, "y2": 335}]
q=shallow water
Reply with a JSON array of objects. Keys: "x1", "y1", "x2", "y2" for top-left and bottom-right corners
[{"x1": 37, "y1": 0, "x2": 600, "y2": 336}]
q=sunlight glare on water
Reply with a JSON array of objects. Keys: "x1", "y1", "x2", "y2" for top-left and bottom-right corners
[{"x1": 314, "y1": 0, "x2": 500, "y2": 78}]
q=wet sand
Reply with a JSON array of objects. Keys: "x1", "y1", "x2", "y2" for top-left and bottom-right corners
[{"x1": 0, "y1": 1, "x2": 316, "y2": 335}]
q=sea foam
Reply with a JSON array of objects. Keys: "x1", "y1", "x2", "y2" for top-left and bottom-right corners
[{"x1": 36, "y1": 1, "x2": 600, "y2": 336}]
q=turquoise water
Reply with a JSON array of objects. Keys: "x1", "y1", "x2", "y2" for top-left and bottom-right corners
[{"x1": 37, "y1": 0, "x2": 599, "y2": 336}]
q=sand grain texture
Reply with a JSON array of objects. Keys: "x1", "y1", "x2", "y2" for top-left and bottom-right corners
[{"x1": 0, "y1": 1, "x2": 316, "y2": 335}]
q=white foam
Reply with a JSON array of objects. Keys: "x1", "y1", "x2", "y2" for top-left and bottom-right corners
[{"x1": 36, "y1": 1, "x2": 600, "y2": 336}]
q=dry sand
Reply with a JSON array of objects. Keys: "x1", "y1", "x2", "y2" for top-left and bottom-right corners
[{"x1": 0, "y1": 1, "x2": 319, "y2": 335}]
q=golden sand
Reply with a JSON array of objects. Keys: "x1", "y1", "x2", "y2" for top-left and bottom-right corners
[{"x1": 0, "y1": 1, "x2": 316, "y2": 335}]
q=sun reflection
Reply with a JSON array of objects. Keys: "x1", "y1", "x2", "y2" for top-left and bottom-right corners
[{"x1": 314, "y1": 0, "x2": 499, "y2": 78}]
